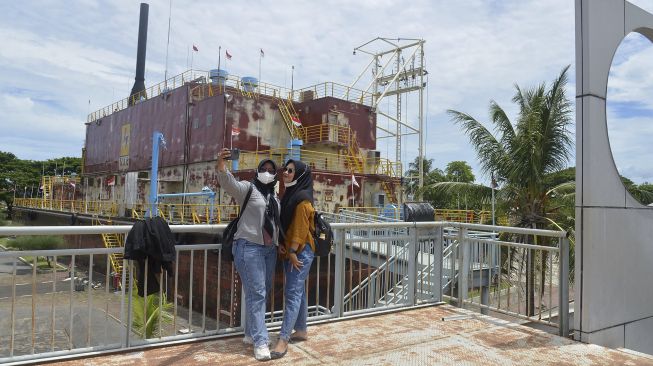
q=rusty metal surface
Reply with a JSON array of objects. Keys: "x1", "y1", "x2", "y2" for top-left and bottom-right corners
[
  {"x1": 297, "y1": 96, "x2": 376, "y2": 149},
  {"x1": 46, "y1": 304, "x2": 653, "y2": 366},
  {"x1": 85, "y1": 86, "x2": 189, "y2": 174}
]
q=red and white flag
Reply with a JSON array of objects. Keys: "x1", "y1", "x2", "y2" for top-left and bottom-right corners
[
  {"x1": 291, "y1": 116, "x2": 302, "y2": 127},
  {"x1": 107, "y1": 176, "x2": 116, "y2": 186},
  {"x1": 225, "y1": 50, "x2": 232, "y2": 60},
  {"x1": 231, "y1": 127, "x2": 241, "y2": 136},
  {"x1": 352, "y1": 174, "x2": 360, "y2": 187},
  {"x1": 192, "y1": 44, "x2": 199, "y2": 52},
  {"x1": 70, "y1": 182, "x2": 76, "y2": 189}
]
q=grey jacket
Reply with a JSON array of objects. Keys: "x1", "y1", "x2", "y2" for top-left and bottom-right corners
[{"x1": 217, "y1": 170, "x2": 279, "y2": 246}]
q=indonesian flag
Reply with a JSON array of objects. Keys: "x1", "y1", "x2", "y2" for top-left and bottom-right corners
[
  {"x1": 352, "y1": 174, "x2": 360, "y2": 187},
  {"x1": 192, "y1": 44, "x2": 199, "y2": 52},
  {"x1": 225, "y1": 50, "x2": 232, "y2": 60},
  {"x1": 70, "y1": 182, "x2": 76, "y2": 189},
  {"x1": 291, "y1": 116, "x2": 302, "y2": 127},
  {"x1": 231, "y1": 127, "x2": 241, "y2": 136},
  {"x1": 107, "y1": 176, "x2": 116, "y2": 186}
]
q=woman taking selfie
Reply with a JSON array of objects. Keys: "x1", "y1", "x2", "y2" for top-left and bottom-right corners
[{"x1": 216, "y1": 148, "x2": 280, "y2": 361}]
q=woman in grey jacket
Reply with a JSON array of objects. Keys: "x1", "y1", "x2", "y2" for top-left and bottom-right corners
[{"x1": 216, "y1": 148, "x2": 280, "y2": 361}]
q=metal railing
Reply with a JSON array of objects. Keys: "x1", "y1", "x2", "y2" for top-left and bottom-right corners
[
  {"x1": 87, "y1": 70, "x2": 375, "y2": 123},
  {"x1": 0, "y1": 221, "x2": 569, "y2": 364}
]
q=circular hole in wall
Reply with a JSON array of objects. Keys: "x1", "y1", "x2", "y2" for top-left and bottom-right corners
[{"x1": 606, "y1": 32, "x2": 653, "y2": 205}]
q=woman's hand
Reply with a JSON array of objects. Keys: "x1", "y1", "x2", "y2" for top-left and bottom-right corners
[
  {"x1": 278, "y1": 245, "x2": 287, "y2": 255},
  {"x1": 288, "y1": 253, "x2": 303, "y2": 272},
  {"x1": 216, "y1": 148, "x2": 231, "y2": 172}
]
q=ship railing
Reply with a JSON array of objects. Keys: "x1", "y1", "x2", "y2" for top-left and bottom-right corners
[
  {"x1": 88, "y1": 70, "x2": 374, "y2": 123},
  {"x1": 238, "y1": 148, "x2": 401, "y2": 176},
  {"x1": 0, "y1": 221, "x2": 568, "y2": 364}
]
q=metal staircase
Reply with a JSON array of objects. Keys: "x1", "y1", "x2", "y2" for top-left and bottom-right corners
[
  {"x1": 343, "y1": 129, "x2": 365, "y2": 173},
  {"x1": 275, "y1": 96, "x2": 305, "y2": 140},
  {"x1": 41, "y1": 176, "x2": 53, "y2": 209},
  {"x1": 94, "y1": 218, "x2": 128, "y2": 290}
]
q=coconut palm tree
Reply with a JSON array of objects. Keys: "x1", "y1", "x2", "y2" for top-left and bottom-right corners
[{"x1": 440, "y1": 65, "x2": 573, "y2": 315}]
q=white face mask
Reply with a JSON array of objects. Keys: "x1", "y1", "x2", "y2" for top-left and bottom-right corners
[
  {"x1": 284, "y1": 180, "x2": 297, "y2": 187},
  {"x1": 257, "y1": 171, "x2": 276, "y2": 185}
]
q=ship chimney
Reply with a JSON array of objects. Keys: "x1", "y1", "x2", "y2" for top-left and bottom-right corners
[{"x1": 129, "y1": 3, "x2": 149, "y2": 105}]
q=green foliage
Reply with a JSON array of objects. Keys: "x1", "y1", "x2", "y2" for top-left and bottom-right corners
[
  {"x1": 131, "y1": 293, "x2": 174, "y2": 339},
  {"x1": 445, "y1": 161, "x2": 475, "y2": 183},
  {"x1": 0, "y1": 151, "x2": 81, "y2": 206},
  {"x1": 5, "y1": 235, "x2": 64, "y2": 250}
]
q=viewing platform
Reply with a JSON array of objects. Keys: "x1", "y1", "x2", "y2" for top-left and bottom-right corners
[{"x1": 47, "y1": 305, "x2": 653, "y2": 366}]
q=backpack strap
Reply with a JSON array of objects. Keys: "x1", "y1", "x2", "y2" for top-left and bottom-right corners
[{"x1": 237, "y1": 183, "x2": 254, "y2": 219}]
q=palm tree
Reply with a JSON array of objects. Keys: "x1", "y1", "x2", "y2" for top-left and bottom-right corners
[{"x1": 443, "y1": 65, "x2": 574, "y2": 315}]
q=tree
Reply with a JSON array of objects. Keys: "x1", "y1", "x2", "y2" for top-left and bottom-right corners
[
  {"x1": 404, "y1": 156, "x2": 434, "y2": 199},
  {"x1": 446, "y1": 65, "x2": 574, "y2": 315},
  {"x1": 445, "y1": 161, "x2": 475, "y2": 183}
]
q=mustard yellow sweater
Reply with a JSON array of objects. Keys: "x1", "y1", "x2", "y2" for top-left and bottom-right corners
[{"x1": 283, "y1": 200, "x2": 315, "y2": 255}]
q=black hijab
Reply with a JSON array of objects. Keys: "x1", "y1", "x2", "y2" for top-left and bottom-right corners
[
  {"x1": 253, "y1": 159, "x2": 280, "y2": 240},
  {"x1": 280, "y1": 159, "x2": 314, "y2": 233}
]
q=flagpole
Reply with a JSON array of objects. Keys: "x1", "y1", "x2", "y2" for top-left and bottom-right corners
[
  {"x1": 191, "y1": 46, "x2": 194, "y2": 72},
  {"x1": 351, "y1": 174, "x2": 354, "y2": 207},
  {"x1": 164, "y1": 0, "x2": 172, "y2": 86}
]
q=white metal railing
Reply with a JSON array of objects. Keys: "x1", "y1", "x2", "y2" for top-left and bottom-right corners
[{"x1": 0, "y1": 221, "x2": 569, "y2": 364}]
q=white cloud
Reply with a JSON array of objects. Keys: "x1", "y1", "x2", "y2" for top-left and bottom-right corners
[{"x1": 0, "y1": 0, "x2": 651, "y2": 185}]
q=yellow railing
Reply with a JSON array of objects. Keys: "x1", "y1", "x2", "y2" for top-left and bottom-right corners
[
  {"x1": 238, "y1": 148, "x2": 401, "y2": 177},
  {"x1": 130, "y1": 203, "x2": 240, "y2": 224},
  {"x1": 88, "y1": 70, "x2": 375, "y2": 123},
  {"x1": 339, "y1": 206, "x2": 510, "y2": 225}
]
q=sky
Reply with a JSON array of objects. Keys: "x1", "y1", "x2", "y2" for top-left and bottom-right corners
[{"x1": 1, "y1": 0, "x2": 653, "y2": 184}]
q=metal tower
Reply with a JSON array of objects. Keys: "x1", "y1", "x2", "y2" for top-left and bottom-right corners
[{"x1": 350, "y1": 38, "x2": 427, "y2": 202}]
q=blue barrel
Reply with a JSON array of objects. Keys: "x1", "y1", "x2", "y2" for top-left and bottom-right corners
[
  {"x1": 209, "y1": 69, "x2": 229, "y2": 86},
  {"x1": 241, "y1": 76, "x2": 258, "y2": 92},
  {"x1": 285, "y1": 139, "x2": 303, "y2": 162}
]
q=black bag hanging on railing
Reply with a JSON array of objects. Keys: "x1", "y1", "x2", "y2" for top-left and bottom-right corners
[
  {"x1": 217, "y1": 184, "x2": 253, "y2": 261},
  {"x1": 313, "y1": 211, "x2": 334, "y2": 257}
]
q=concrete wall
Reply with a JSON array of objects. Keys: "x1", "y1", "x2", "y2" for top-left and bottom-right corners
[{"x1": 575, "y1": 0, "x2": 653, "y2": 355}]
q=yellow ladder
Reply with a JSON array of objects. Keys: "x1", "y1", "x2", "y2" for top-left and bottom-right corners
[
  {"x1": 41, "y1": 176, "x2": 53, "y2": 209},
  {"x1": 95, "y1": 218, "x2": 128, "y2": 290},
  {"x1": 344, "y1": 130, "x2": 365, "y2": 173},
  {"x1": 380, "y1": 179, "x2": 398, "y2": 205},
  {"x1": 275, "y1": 96, "x2": 305, "y2": 140}
]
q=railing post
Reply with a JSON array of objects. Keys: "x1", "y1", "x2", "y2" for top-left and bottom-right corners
[
  {"x1": 457, "y1": 226, "x2": 469, "y2": 307},
  {"x1": 332, "y1": 228, "x2": 346, "y2": 318},
  {"x1": 407, "y1": 224, "x2": 418, "y2": 306},
  {"x1": 433, "y1": 226, "x2": 443, "y2": 302},
  {"x1": 558, "y1": 236, "x2": 569, "y2": 337}
]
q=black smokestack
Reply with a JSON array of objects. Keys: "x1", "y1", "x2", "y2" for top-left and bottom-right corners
[{"x1": 129, "y1": 3, "x2": 149, "y2": 104}]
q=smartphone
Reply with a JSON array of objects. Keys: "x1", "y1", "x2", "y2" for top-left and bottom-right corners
[{"x1": 224, "y1": 148, "x2": 240, "y2": 160}]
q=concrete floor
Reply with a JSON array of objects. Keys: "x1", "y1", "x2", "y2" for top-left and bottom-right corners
[{"x1": 43, "y1": 304, "x2": 653, "y2": 366}]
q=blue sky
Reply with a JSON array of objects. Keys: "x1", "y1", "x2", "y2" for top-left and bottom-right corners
[{"x1": 1, "y1": 0, "x2": 652, "y2": 183}]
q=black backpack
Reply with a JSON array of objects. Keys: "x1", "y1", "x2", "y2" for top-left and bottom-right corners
[
  {"x1": 313, "y1": 211, "x2": 334, "y2": 257},
  {"x1": 220, "y1": 184, "x2": 253, "y2": 262}
]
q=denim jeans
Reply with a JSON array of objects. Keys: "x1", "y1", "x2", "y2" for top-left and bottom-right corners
[
  {"x1": 232, "y1": 239, "x2": 277, "y2": 347},
  {"x1": 279, "y1": 244, "x2": 314, "y2": 341}
]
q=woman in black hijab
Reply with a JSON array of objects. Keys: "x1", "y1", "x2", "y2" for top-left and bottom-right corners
[{"x1": 271, "y1": 159, "x2": 315, "y2": 359}]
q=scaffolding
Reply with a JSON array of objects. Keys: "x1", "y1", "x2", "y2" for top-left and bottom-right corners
[{"x1": 350, "y1": 38, "x2": 427, "y2": 204}]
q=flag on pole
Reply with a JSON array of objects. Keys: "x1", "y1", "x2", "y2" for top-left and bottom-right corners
[
  {"x1": 260, "y1": 48, "x2": 265, "y2": 58},
  {"x1": 231, "y1": 127, "x2": 241, "y2": 136},
  {"x1": 70, "y1": 182, "x2": 76, "y2": 189},
  {"x1": 291, "y1": 116, "x2": 302, "y2": 127},
  {"x1": 192, "y1": 44, "x2": 199, "y2": 52},
  {"x1": 107, "y1": 176, "x2": 116, "y2": 186},
  {"x1": 352, "y1": 174, "x2": 360, "y2": 187},
  {"x1": 225, "y1": 50, "x2": 232, "y2": 60}
]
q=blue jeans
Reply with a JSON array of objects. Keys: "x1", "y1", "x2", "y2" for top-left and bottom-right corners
[
  {"x1": 232, "y1": 239, "x2": 277, "y2": 347},
  {"x1": 279, "y1": 244, "x2": 314, "y2": 341}
]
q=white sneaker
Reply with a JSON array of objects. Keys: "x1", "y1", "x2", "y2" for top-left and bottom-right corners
[
  {"x1": 254, "y1": 344, "x2": 271, "y2": 361},
  {"x1": 243, "y1": 335, "x2": 254, "y2": 345}
]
